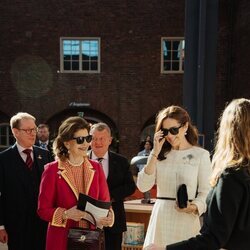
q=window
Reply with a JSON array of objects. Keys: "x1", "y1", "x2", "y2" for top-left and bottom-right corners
[
  {"x1": 0, "y1": 124, "x2": 15, "y2": 151},
  {"x1": 60, "y1": 37, "x2": 100, "y2": 73},
  {"x1": 161, "y1": 38, "x2": 185, "y2": 73}
]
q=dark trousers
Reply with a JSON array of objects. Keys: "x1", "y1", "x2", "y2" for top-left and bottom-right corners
[{"x1": 104, "y1": 230, "x2": 123, "y2": 250}]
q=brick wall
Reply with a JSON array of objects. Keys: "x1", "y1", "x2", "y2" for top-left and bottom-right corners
[{"x1": 1, "y1": 0, "x2": 250, "y2": 158}]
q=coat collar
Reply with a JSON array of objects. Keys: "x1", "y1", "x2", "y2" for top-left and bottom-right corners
[{"x1": 58, "y1": 158, "x2": 95, "y2": 199}]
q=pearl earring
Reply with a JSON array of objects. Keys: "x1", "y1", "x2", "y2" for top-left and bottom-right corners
[{"x1": 185, "y1": 132, "x2": 187, "y2": 135}]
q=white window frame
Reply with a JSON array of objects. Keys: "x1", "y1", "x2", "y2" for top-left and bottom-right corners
[
  {"x1": 161, "y1": 37, "x2": 185, "y2": 74},
  {"x1": 0, "y1": 123, "x2": 14, "y2": 150},
  {"x1": 60, "y1": 37, "x2": 101, "y2": 73}
]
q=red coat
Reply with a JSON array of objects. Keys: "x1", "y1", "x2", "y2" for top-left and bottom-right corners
[{"x1": 38, "y1": 159, "x2": 110, "y2": 250}]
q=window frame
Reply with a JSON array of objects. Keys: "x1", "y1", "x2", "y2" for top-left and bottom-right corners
[
  {"x1": 161, "y1": 37, "x2": 185, "y2": 74},
  {"x1": 0, "y1": 123, "x2": 15, "y2": 150},
  {"x1": 60, "y1": 37, "x2": 101, "y2": 73}
]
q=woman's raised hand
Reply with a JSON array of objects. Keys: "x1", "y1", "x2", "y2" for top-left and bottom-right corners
[{"x1": 152, "y1": 130, "x2": 165, "y2": 156}]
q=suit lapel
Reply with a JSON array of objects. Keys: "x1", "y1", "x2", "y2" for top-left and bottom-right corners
[
  {"x1": 107, "y1": 152, "x2": 115, "y2": 184},
  {"x1": 33, "y1": 147, "x2": 45, "y2": 174}
]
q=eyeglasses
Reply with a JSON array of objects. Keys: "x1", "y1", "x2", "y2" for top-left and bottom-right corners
[
  {"x1": 18, "y1": 127, "x2": 38, "y2": 134},
  {"x1": 162, "y1": 125, "x2": 183, "y2": 136},
  {"x1": 72, "y1": 135, "x2": 92, "y2": 144}
]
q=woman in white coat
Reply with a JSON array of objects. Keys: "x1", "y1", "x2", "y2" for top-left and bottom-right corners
[{"x1": 137, "y1": 105, "x2": 211, "y2": 248}]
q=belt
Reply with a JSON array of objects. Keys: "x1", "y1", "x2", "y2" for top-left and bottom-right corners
[
  {"x1": 157, "y1": 197, "x2": 193, "y2": 202},
  {"x1": 157, "y1": 197, "x2": 176, "y2": 200}
]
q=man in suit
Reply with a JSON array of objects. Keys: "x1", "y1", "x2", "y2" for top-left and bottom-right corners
[
  {"x1": 35, "y1": 123, "x2": 54, "y2": 159},
  {"x1": 89, "y1": 123, "x2": 136, "y2": 250},
  {"x1": 0, "y1": 112, "x2": 53, "y2": 250}
]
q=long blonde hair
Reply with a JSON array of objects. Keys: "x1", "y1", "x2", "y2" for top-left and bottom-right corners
[{"x1": 211, "y1": 98, "x2": 250, "y2": 186}]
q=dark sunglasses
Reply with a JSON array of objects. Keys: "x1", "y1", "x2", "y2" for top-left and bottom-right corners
[
  {"x1": 162, "y1": 125, "x2": 183, "y2": 136},
  {"x1": 72, "y1": 135, "x2": 92, "y2": 144}
]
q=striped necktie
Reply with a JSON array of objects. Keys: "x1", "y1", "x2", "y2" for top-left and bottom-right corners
[
  {"x1": 97, "y1": 158, "x2": 104, "y2": 164},
  {"x1": 23, "y1": 149, "x2": 33, "y2": 170}
]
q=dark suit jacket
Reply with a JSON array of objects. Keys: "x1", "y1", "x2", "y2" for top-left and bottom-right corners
[
  {"x1": 35, "y1": 140, "x2": 54, "y2": 160},
  {"x1": 90, "y1": 150, "x2": 136, "y2": 233},
  {"x1": 167, "y1": 167, "x2": 250, "y2": 250},
  {"x1": 0, "y1": 144, "x2": 52, "y2": 250}
]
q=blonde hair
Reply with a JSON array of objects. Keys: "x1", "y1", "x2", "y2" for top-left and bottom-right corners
[{"x1": 211, "y1": 98, "x2": 250, "y2": 186}]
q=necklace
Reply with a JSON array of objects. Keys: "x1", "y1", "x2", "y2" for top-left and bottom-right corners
[{"x1": 67, "y1": 159, "x2": 84, "y2": 167}]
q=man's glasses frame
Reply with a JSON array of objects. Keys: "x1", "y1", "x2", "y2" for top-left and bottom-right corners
[
  {"x1": 72, "y1": 135, "x2": 92, "y2": 144},
  {"x1": 162, "y1": 125, "x2": 183, "y2": 136},
  {"x1": 18, "y1": 127, "x2": 38, "y2": 134}
]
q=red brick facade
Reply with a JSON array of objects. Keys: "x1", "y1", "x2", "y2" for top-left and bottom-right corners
[{"x1": 0, "y1": 0, "x2": 250, "y2": 158}]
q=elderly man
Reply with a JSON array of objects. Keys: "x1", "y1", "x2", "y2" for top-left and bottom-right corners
[
  {"x1": 89, "y1": 122, "x2": 136, "y2": 250},
  {"x1": 0, "y1": 112, "x2": 52, "y2": 250}
]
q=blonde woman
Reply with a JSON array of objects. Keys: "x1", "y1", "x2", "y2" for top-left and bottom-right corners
[{"x1": 146, "y1": 98, "x2": 250, "y2": 250}]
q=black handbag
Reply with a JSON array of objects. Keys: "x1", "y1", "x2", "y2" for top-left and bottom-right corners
[
  {"x1": 177, "y1": 184, "x2": 188, "y2": 208},
  {"x1": 67, "y1": 212, "x2": 105, "y2": 250}
]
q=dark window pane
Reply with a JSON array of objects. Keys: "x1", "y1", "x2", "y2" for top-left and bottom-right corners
[
  {"x1": 172, "y1": 61, "x2": 179, "y2": 71},
  {"x1": 1, "y1": 126, "x2": 7, "y2": 134},
  {"x1": 82, "y1": 53, "x2": 90, "y2": 60},
  {"x1": 91, "y1": 62, "x2": 98, "y2": 70},
  {"x1": 173, "y1": 51, "x2": 179, "y2": 60},
  {"x1": 173, "y1": 41, "x2": 180, "y2": 50},
  {"x1": 82, "y1": 62, "x2": 89, "y2": 70},
  {"x1": 64, "y1": 55, "x2": 71, "y2": 60},
  {"x1": 164, "y1": 53, "x2": 171, "y2": 61},
  {"x1": 164, "y1": 41, "x2": 171, "y2": 52},
  {"x1": 64, "y1": 61, "x2": 71, "y2": 70},
  {"x1": 164, "y1": 61, "x2": 171, "y2": 71},
  {"x1": 90, "y1": 56, "x2": 98, "y2": 61},
  {"x1": 0, "y1": 136, "x2": 6, "y2": 145},
  {"x1": 72, "y1": 61, "x2": 79, "y2": 70},
  {"x1": 72, "y1": 55, "x2": 79, "y2": 60}
]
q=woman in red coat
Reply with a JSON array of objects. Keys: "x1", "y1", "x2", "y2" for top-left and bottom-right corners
[{"x1": 38, "y1": 116, "x2": 113, "y2": 250}]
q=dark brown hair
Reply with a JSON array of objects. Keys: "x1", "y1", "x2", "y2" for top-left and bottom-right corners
[
  {"x1": 53, "y1": 116, "x2": 90, "y2": 161},
  {"x1": 155, "y1": 105, "x2": 198, "y2": 160}
]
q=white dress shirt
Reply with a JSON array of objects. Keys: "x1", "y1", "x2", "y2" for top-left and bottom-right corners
[{"x1": 91, "y1": 151, "x2": 109, "y2": 179}]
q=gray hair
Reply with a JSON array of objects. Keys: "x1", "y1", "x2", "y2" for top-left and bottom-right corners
[
  {"x1": 90, "y1": 122, "x2": 111, "y2": 135},
  {"x1": 10, "y1": 112, "x2": 36, "y2": 129}
]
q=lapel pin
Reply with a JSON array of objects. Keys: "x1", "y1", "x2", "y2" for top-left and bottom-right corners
[{"x1": 38, "y1": 155, "x2": 42, "y2": 159}]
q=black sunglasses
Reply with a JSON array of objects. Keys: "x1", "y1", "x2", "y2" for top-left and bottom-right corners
[
  {"x1": 162, "y1": 125, "x2": 183, "y2": 136},
  {"x1": 72, "y1": 135, "x2": 92, "y2": 144}
]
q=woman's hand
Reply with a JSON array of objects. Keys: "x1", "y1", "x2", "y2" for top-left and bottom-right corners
[
  {"x1": 152, "y1": 130, "x2": 165, "y2": 156},
  {"x1": 175, "y1": 202, "x2": 198, "y2": 215},
  {"x1": 98, "y1": 208, "x2": 114, "y2": 228},
  {"x1": 64, "y1": 205, "x2": 86, "y2": 221}
]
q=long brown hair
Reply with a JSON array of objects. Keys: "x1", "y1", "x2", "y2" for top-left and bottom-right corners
[
  {"x1": 211, "y1": 98, "x2": 250, "y2": 186},
  {"x1": 155, "y1": 105, "x2": 198, "y2": 160}
]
